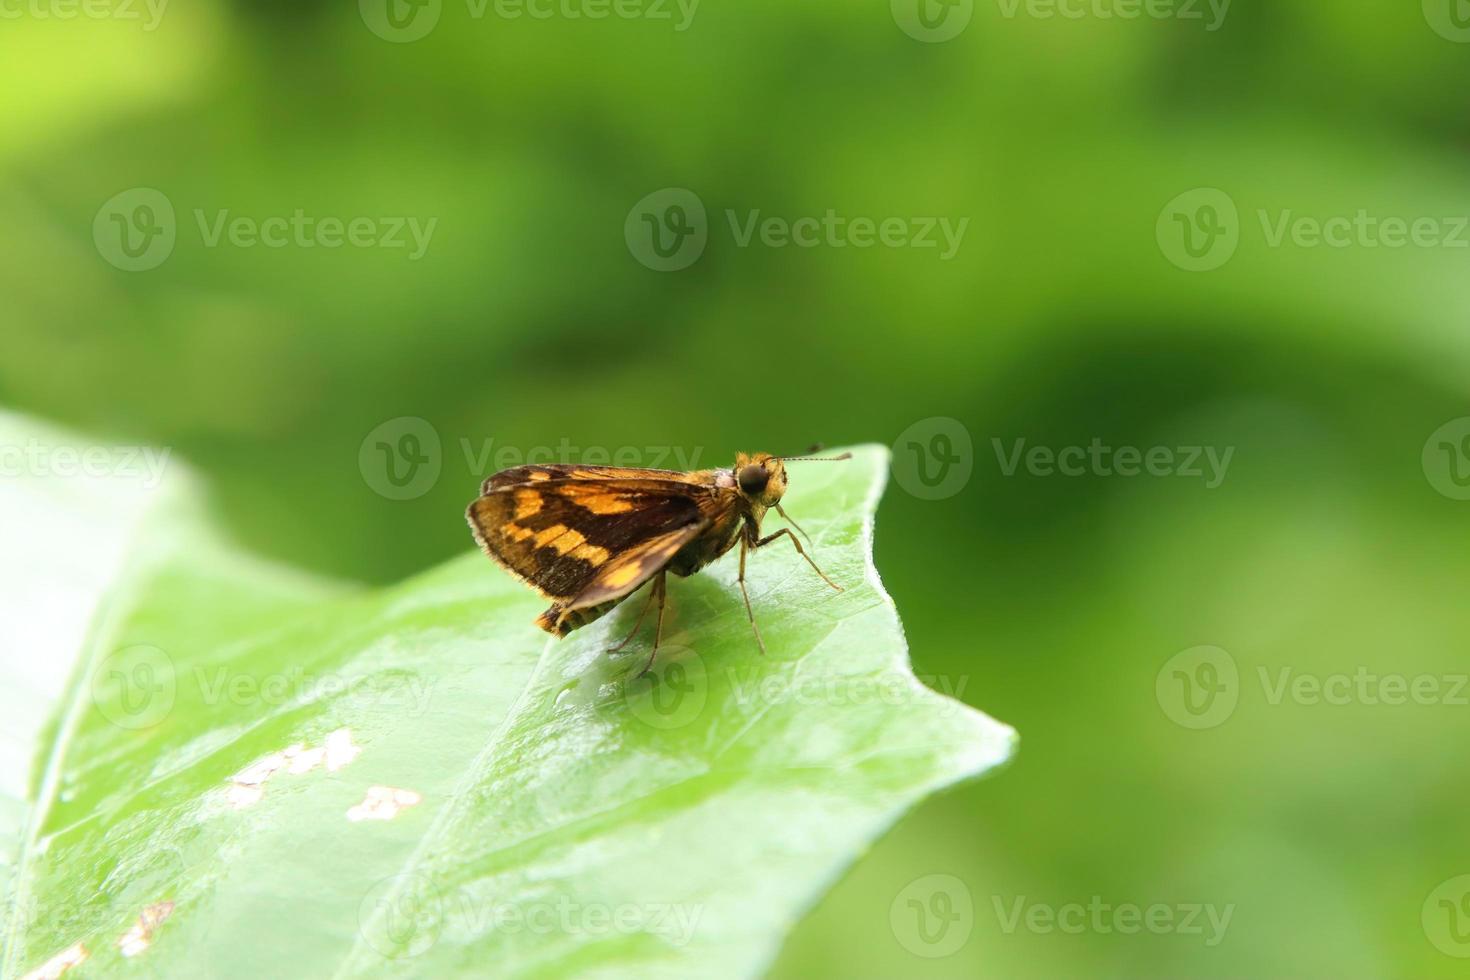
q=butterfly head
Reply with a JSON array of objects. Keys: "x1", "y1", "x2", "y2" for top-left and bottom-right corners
[{"x1": 734, "y1": 452, "x2": 788, "y2": 507}]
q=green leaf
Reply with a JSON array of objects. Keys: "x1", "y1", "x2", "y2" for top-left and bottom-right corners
[{"x1": 0, "y1": 413, "x2": 1015, "y2": 980}]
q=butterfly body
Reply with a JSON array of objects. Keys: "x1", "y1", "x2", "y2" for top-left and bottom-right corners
[{"x1": 466, "y1": 450, "x2": 844, "y2": 672}]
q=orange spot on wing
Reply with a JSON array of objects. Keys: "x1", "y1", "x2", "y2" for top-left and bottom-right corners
[
  {"x1": 603, "y1": 562, "x2": 643, "y2": 589},
  {"x1": 513, "y1": 489, "x2": 542, "y2": 518},
  {"x1": 576, "y1": 494, "x2": 635, "y2": 514},
  {"x1": 548, "y1": 529, "x2": 586, "y2": 555},
  {"x1": 569, "y1": 542, "x2": 610, "y2": 565},
  {"x1": 534, "y1": 524, "x2": 569, "y2": 547}
]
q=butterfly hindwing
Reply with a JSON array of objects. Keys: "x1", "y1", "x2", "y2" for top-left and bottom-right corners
[
  {"x1": 534, "y1": 521, "x2": 708, "y2": 636},
  {"x1": 564, "y1": 522, "x2": 705, "y2": 610}
]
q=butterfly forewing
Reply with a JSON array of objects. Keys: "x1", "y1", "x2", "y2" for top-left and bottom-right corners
[
  {"x1": 481, "y1": 464, "x2": 707, "y2": 495},
  {"x1": 467, "y1": 468, "x2": 715, "y2": 618}
]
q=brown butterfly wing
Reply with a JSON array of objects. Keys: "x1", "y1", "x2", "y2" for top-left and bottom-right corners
[
  {"x1": 480, "y1": 464, "x2": 706, "y2": 495},
  {"x1": 563, "y1": 523, "x2": 704, "y2": 608},
  {"x1": 466, "y1": 475, "x2": 712, "y2": 608}
]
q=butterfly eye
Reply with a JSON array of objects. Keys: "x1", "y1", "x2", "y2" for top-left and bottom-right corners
[{"x1": 737, "y1": 464, "x2": 768, "y2": 495}]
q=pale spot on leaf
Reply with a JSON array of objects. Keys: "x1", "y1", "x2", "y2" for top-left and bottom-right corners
[
  {"x1": 325, "y1": 727, "x2": 361, "y2": 772},
  {"x1": 224, "y1": 728, "x2": 359, "y2": 809},
  {"x1": 118, "y1": 901, "x2": 175, "y2": 958},
  {"x1": 284, "y1": 743, "x2": 325, "y2": 774},
  {"x1": 346, "y1": 785, "x2": 423, "y2": 822},
  {"x1": 225, "y1": 782, "x2": 265, "y2": 809},
  {"x1": 233, "y1": 751, "x2": 288, "y2": 786},
  {"x1": 20, "y1": 942, "x2": 88, "y2": 980}
]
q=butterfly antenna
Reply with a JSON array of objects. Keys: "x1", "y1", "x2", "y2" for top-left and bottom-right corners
[{"x1": 774, "y1": 451, "x2": 852, "y2": 463}]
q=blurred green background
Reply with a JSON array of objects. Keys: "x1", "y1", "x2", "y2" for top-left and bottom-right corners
[{"x1": 5, "y1": 0, "x2": 1470, "y2": 975}]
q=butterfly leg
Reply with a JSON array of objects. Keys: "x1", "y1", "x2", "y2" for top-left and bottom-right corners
[
  {"x1": 636, "y1": 572, "x2": 668, "y2": 678},
  {"x1": 737, "y1": 534, "x2": 768, "y2": 655},
  {"x1": 755, "y1": 528, "x2": 843, "y2": 592},
  {"x1": 608, "y1": 579, "x2": 659, "y2": 654}
]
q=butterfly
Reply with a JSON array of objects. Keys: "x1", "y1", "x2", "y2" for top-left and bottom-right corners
[{"x1": 466, "y1": 449, "x2": 850, "y2": 674}]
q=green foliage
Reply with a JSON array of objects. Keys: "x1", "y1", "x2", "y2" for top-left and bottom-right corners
[{"x1": 0, "y1": 417, "x2": 1012, "y2": 979}]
